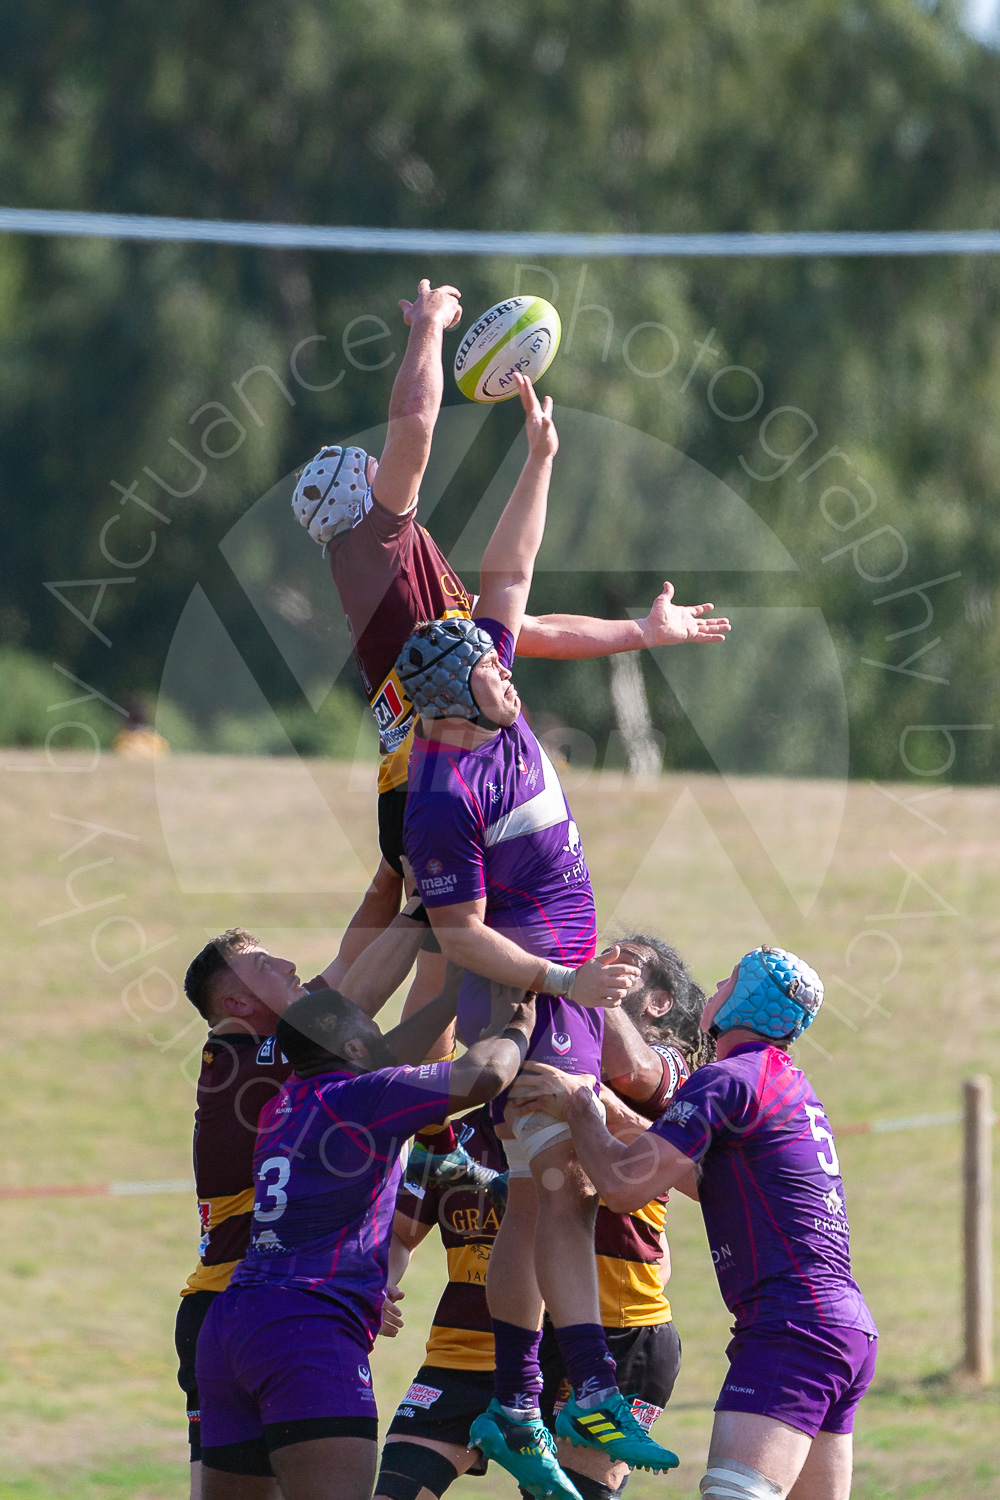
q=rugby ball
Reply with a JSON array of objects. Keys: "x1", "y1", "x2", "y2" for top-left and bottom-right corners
[{"x1": 454, "y1": 296, "x2": 561, "y2": 403}]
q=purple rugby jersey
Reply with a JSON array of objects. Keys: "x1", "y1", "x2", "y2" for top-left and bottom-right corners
[
  {"x1": 651, "y1": 1042, "x2": 876, "y2": 1336},
  {"x1": 404, "y1": 617, "x2": 599, "y2": 1059},
  {"x1": 230, "y1": 1061, "x2": 452, "y2": 1348}
]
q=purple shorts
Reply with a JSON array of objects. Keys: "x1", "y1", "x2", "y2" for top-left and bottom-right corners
[
  {"x1": 717, "y1": 1322, "x2": 877, "y2": 1437},
  {"x1": 457, "y1": 979, "x2": 603, "y2": 1121},
  {"x1": 197, "y1": 1284, "x2": 378, "y2": 1464}
]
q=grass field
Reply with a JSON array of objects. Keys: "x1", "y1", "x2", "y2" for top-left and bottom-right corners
[{"x1": 1, "y1": 749, "x2": 997, "y2": 1499}]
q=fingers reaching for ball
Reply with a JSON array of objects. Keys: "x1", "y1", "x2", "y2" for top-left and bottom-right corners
[
  {"x1": 515, "y1": 372, "x2": 559, "y2": 461},
  {"x1": 399, "y1": 279, "x2": 463, "y2": 329}
]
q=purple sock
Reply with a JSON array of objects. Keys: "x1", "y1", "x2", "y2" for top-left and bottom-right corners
[
  {"x1": 492, "y1": 1319, "x2": 544, "y2": 1411},
  {"x1": 553, "y1": 1323, "x2": 617, "y2": 1402}
]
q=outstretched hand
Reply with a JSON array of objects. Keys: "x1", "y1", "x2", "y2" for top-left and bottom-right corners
[
  {"x1": 640, "y1": 581, "x2": 731, "y2": 647},
  {"x1": 515, "y1": 372, "x2": 558, "y2": 461},
  {"x1": 399, "y1": 278, "x2": 463, "y2": 329}
]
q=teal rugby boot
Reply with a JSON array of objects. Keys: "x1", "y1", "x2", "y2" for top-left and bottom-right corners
[
  {"x1": 555, "y1": 1389, "x2": 680, "y2": 1472},
  {"x1": 469, "y1": 1399, "x2": 584, "y2": 1500},
  {"x1": 405, "y1": 1140, "x2": 502, "y2": 1195}
]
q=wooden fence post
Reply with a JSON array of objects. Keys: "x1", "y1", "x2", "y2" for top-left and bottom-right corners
[{"x1": 962, "y1": 1075, "x2": 994, "y2": 1383}]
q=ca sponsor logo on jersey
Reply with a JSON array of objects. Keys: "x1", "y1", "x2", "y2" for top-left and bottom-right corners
[
  {"x1": 401, "y1": 1381, "x2": 443, "y2": 1409},
  {"x1": 440, "y1": 573, "x2": 471, "y2": 609},
  {"x1": 551, "y1": 1032, "x2": 573, "y2": 1055},
  {"x1": 371, "y1": 669, "x2": 415, "y2": 751}
]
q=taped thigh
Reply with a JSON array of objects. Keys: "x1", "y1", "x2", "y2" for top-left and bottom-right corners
[
  {"x1": 700, "y1": 1459, "x2": 786, "y2": 1499},
  {"x1": 500, "y1": 1133, "x2": 533, "y2": 1179},
  {"x1": 510, "y1": 1108, "x2": 572, "y2": 1162},
  {"x1": 511, "y1": 1100, "x2": 606, "y2": 1167}
]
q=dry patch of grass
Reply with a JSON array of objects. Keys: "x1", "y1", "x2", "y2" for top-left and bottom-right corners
[{"x1": 0, "y1": 751, "x2": 997, "y2": 1495}]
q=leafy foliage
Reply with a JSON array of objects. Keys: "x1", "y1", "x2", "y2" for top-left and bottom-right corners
[{"x1": 1, "y1": 0, "x2": 998, "y2": 775}]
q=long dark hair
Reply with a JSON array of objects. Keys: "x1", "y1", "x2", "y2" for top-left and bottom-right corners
[{"x1": 621, "y1": 932, "x2": 716, "y2": 1071}]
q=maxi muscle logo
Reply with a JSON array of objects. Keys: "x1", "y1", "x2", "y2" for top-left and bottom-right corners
[{"x1": 154, "y1": 404, "x2": 847, "y2": 941}]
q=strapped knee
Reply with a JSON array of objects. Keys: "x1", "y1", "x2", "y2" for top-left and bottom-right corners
[
  {"x1": 377, "y1": 1442, "x2": 459, "y2": 1500},
  {"x1": 700, "y1": 1460, "x2": 786, "y2": 1499},
  {"x1": 559, "y1": 1470, "x2": 628, "y2": 1500}
]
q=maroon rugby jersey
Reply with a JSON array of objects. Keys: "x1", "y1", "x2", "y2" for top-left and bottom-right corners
[
  {"x1": 394, "y1": 1105, "x2": 677, "y2": 1361},
  {"x1": 395, "y1": 1108, "x2": 504, "y2": 1370},
  {"x1": 327, "y1": 493, "x2": 471, "y2": 791},
  {"x1": 181, "y1": 1031, "x2": 292, "y2": 1296}
]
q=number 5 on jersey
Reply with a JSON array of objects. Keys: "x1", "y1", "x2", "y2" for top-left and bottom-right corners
[{"x1": 803, "y1": 1104, "x2": 841, "y2": 1177}]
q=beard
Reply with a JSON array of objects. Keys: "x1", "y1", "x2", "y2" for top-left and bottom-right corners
[{"x1": 620, "y1": 987, "x2": 650, "y2": 1026}]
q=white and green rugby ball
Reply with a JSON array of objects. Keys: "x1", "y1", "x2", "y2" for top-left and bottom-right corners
[{"x1": 454, "y1": 295, "x2": 561, "y2": 403}]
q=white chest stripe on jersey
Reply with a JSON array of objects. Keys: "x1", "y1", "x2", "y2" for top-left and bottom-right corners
[{"x1": 483, "y1": 744, "x2": 568, "y2": 848}]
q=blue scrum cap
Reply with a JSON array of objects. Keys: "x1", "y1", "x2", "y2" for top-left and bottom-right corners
[{"x1": 713, "y1": 946, "x2": 824, "y2": 1043}]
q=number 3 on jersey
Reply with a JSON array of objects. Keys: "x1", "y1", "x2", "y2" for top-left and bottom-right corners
[
  {"x1": 256, "y1": 1156, "x2": 291, "y2": 1221},
  {"x1": 803, "y1": 1104, "x2": 841, "y2": 1177}
]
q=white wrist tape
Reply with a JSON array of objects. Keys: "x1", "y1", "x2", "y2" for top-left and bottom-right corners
[{"x1": 543, "y1": 962, "x2": 576, "y2": 999}]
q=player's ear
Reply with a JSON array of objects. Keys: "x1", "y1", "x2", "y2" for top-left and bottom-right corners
[
  {"x1": 219, "y1": 990, "x2": 253, "y2": 1018},
  {"x1": 645, "y1": 987, "x2": 674, "y2": 1018},
  {"x1": 341, "y1": 1033, "x2": 369, "y2": 1068}
]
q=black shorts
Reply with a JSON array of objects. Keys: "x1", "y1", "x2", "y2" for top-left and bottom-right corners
[
  {"x1": 538, "y1": 1320, "x2": 682, "y2": 1431},
  {"x1": 385, "y1": 1324, "x2": 681, "y2": 1464},
  {"x1": 378, "y1": 785, "x2": 408, "y2": 877},
  {"x1": 386, "y1": 1365, "x2": 492, "y2": 1474},
  {"x1": 175, "y1": 1290, "x2": 218, "y2": 1462}
]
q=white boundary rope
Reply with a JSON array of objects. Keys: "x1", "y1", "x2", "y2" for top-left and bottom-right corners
[
  {"x1": 3, "y1": 207, "x2": 1000, "y2": 256},
  {"x1": 2, "y1": 1108, "x2": 996, "y2": 1198}
]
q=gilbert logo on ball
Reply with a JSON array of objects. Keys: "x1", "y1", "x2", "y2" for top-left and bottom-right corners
[{"x1": 454, "y1": 295, "x2": 561, "y2": 402}]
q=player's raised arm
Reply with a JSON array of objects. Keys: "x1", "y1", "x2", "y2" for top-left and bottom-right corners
[
  {"x1": 474, "y1": 372, "x2": 558, "y2": 642},
  {"x1": 373, "y1": 279, "x2": 463, "y2": 516},
  {"x1": 331, "y1": 895, "x2": 430, "y2": 1016},
  {"x1": 381, "y1": 960, "x2": 465, "y2": 1065},
  {"x1": 446, "y1": 989, "x2": 537, "y2": 1112},
  {"x1": 518, "y1": 581, "x2": 730, "y2": 657}
]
